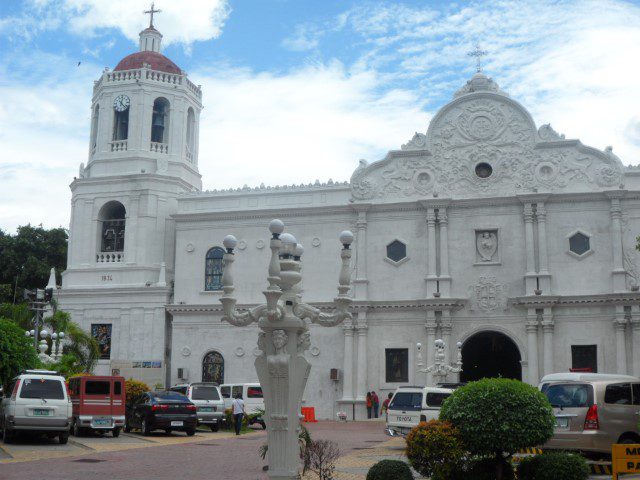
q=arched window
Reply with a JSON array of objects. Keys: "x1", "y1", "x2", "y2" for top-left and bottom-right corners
[
  {"x1": 151, "y1": 97, "x2": 170, "y2": 143},
  {"x1": 205, "y1": 247, "x2": 224, "y2": 291},
  {"x1": 90, "y1": 104, "x2": 100, "y2": 153},
  {"x1": 99, "y1": 201, "x2": 126, "y2": 252},
  {"x1": 186, "y1": 107, "x2": 196, "y2": 162},
  {"x1": 113, "y1": 108, "x2": 129, "y2": 141},
  {"x1": 202, "y1": 351, "x2": 224, "y2": 384}
]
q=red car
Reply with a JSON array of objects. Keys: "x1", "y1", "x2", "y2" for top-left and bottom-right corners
[{"x1": 68, "y1": 376, "x2": 125, "y2": 437}]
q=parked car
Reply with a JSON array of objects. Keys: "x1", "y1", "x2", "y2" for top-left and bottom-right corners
[
  {"x1": 0, "y1": 370, "x2": 72, "y2": 444},
  {"x1": 68, "y1": 375, "x2": 125, "y2": 437},
  {"x1": 539, "y1": 372, "x2": 640, "y2": 455},
  {"x1": 385, "y1": 385, "x2": 454, "y2": 437},
  {"x1": 169, "y1": 383, "x2": 224, "y2": 431},
  {"x1": 220, "y1": 383, "x2": 266, "y2": 429},
  {"x1": 124, "y1": 390, "x2": 197, "y2": 436}
]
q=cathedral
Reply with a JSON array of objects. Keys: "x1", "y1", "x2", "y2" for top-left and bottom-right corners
[{"x1": 59, "y1": 21, "x2": 640, "y2": 420}]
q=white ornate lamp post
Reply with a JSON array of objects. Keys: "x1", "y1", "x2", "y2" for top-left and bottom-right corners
[
  {"x1": 26, "y1": 328, "x2": 65, "y2": 364},
  {"x1": 219, "y1": 219, "x2": 353, "y2": 480},
  {"x1": 417, "y1": 339, "x2": 463, "y2": 384}
]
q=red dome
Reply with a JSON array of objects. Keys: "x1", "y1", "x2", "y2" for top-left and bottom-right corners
[{"x1": 114, "y1": 51, "x2": 182, "y2": 75}]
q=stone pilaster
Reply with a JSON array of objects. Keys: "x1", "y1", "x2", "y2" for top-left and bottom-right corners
[
  {"x1": 352, "y1": 205, "x2": 370, "y2": 300},
  {"x1": 541, "y1": 308, "x2": 554, "y2": 377},
  {"x1": 425, "y1": 311, "x2": 437, "y2": 386},
  {"x1": 631, "y1": 306, "x2": 640, "y2": 378},
  {"x1": 426, "y1": 208, "x2": 438, "y2": 296},
  {"x1": 523, "y1": 203, "x2": 537, "y2": 293},
  {"x1": 606, "y1": 193, "x2": 627, "y2": 292},
  {"x1": 341, "y1": 322, "x2": 355, "y2": 401},
  {"x1": 437, "y1": 207, "x2": 451, "y2": 297},
  {"x1": 536, "y1": 202, "x2": 551, "y2": 292},
  {"x1": 526, "y1": 308, "x2": 539, "y2": 384},
  {"x1": 613, "y1": 306, "x2": 628, "y2": 374},
  {"x1": 355, "y1": 314, "x2": 368, "y2": 401}
]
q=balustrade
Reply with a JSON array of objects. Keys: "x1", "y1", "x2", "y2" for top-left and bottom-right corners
[
  {"x1": 96, "y1": 252, "x2": 124, "y2": 263},
  {"x1": 110, "y1": 140, "x2": 128, "y2": 152},
  {"x1": 101, "y1": 68, "x2": 202, "y2": 98},
  {"x1": 150, "y1": 142, "x2": 169, "y2": 153}
]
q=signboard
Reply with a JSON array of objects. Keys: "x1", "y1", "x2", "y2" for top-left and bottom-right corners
[{"x1": 613, "y1": 444, "x2": 640, "y2": 479}]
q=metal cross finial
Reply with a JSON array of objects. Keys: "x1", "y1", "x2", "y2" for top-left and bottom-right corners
[
  {"x1": 467, "y1": 43, "x2": 488, "y2": 73},
  {"x1": 144, "y1": 2, "x2": 161, "y2": 28}
]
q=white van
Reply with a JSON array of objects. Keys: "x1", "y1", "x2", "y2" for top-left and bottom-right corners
[
  {"x1": 385, "y1": 385, "x2": 454, "y2": 437},
  {"x1": 1, "y1": 370, "x2": 72, "y2": 444},
  {"x1": 220, "y1": 383, "x2": 266, "y2": 429},
  {"x1": 169, "y1": 383, "x2": 225, "y2": 431}
]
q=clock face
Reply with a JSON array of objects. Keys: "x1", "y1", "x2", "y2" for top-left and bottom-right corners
[{"x1": 113, "y1": 94, "x2": 130, "y2": 112}]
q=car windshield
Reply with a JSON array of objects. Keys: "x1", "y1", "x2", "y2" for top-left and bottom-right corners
[
  {"x1": 542, "y1": 383, "x2": 591, "y2": 408},
  {"x1": 153, "y1": 391, "x2": 189, "y2": 403},
  {"x1": 20, "y1": 378, "x2": 65, "y2": 400},
  {"x1": 388, "y1": 392, "x2": 422, "y2": 411},
  {"x1": 426, "y1": 392, "x2": 451, "y2": 407},
  {"x1": 192, "y1": 386, "x2": 220, "y2": 401}
]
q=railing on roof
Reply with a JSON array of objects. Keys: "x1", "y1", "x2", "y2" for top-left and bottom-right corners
[{"x1": 95, "y1": 68, "x2": 202, "y2": 99}]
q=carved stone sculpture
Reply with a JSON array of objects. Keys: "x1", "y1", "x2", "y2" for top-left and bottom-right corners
[{"x1": 476, "y1": 231, "x2": 498, "y2": 262}]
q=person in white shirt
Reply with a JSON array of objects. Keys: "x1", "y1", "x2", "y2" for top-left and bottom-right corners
[{"x1": 232, "y1": 393, "x2": 245, "y2": 435}]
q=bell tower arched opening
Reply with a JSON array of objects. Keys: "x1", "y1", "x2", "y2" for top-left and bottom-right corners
[
  {"x1": 99, "y1": 201, "x2": 126, "y2": 253},
  {"x1": 460, "y1": 330, "x2": 522, "y2": 382}
]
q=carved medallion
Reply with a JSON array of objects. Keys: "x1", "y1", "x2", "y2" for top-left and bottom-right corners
[
  {"x1": 476, "y1": 231, "x2": 498, "y2": 262},
  {"x1": 469, "y1": 276, "x2": 506, "y2": 312}
]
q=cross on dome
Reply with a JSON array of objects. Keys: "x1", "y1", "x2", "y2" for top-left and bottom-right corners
[
  {"x1": 467, "y1": 43, "x2": 488, "y2": 73},
  {"x1": 144, "y1": 2, "x2": 162, "y2": 29}
]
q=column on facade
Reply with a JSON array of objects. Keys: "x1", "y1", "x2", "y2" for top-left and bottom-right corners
[
  {"x1": 541, "y1": 308, "x2": 554, "y2": 377},
  {"x1": 536, "y1": 202, "x2": 551, "y2": 292},
  {"x1": 631, "y1": 306, "x2": 640, "y2": 378},
  {"x1": 613, "y1": 306, "x2": 628, "y2": 375},
  {"x1": 353, "y1": 206, "x2": 370, "y2": 300},
  {"x1": 608, "y1": 194, "x2": 626, "y2": 292},
  {"x1": 125, "y1": 196, "x2": 139, "y2": 264},
  {"x1": 86, "y1": 200, "x2": 98, "y2": 266},
  {"x1": 523, "y1": 203, "x2": 537, "y2": 293},
  {"x1": 355, "y1": 312, "x2": 368, "y2": 400},
  {"x1": 526, "y1": 308, "x2": 539, "y2": 384},
  {"x1": 341, "y1": 322, "x2": 355, "y2": 401},
  {"x1": 426, "y1": 208, "x2": 437, "y2": 296},
  {"x1": 438, "y1": 207, "x2": 451, "y2": 297},
  {"x1": 425, "y1": 310, "x2": 437, "y2": 386},
  {"x1": 440, "y1": 310, "x2": 452, "y2": 366}
]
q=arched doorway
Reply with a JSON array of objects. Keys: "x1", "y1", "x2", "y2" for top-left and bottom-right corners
[
  {"x1": 460, "y1": 331, "x2": 522, "y2": 382},
  {"x1": 202, "y1": 351, "x2": 224, "y2": 384}
]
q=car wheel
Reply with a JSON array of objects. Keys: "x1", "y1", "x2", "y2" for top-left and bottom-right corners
[
  {"x1": 59, "y1": 431, "x2": 69, "y2": 445},
  {"x1": 164, "y1": 429, "x2": 172, "y2": 435},
  {"x1": 123, "y1": 422, "x2": 131, "y2": 433},
  {"x1": 619, "y1": 435, "x2": 640, "y2": 444},
  {"x1": 2, "y1": 422, "x2": 13, "y2": 444},
  {"x1": 210, "y1": 424, "x2": 219, "y2": 432},
  {"x1": 141, "y1": 418, "x2": 152, "y2": 436},
  {"x1": 73, "y1": 420, "x2": 83, "y2": 437},
  {"x1": 112, "y1": 427, "x2": 120, "y2": 438},
  {"x1": 260, "y1": 421, "x2": 266, "y2": 430},
  {"x1": 186, "y1": 428, "x2": 196, "y2": 436}
]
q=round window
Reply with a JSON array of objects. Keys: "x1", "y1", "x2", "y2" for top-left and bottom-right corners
[{"x1": 475, "y1": 162, "x2": 493, "y2": 178}]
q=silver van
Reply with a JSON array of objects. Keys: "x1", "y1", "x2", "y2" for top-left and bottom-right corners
[
  {"x1": 539, "y1": 372, "x2": 640, "y2": 454},
  {"x1": 169, "y1": 383, "x2": 224, "y2": 431},
  {"x1": 385, "y1": 385, "x2": 454, "y2": 437}
]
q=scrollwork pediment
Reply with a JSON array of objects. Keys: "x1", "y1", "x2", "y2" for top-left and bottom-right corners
[{"x1": 350, "y1": 93, "x2": 624, "y2": 201}]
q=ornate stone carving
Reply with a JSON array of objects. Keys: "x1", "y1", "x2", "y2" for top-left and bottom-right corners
[
  {"x1": 469, "y1": 276, "x2": 507, "y2": 312},
  {"x1": 476, "y1": 231, "x2": 498, "y2": 262},
  {"x1": 401, "y1": 132, "x2": 427, "y2": 150},
  {"x1": 297, "y1": 331, "x2": 310, "y2": 354},
  {"x1": 538, "y1": 123, "x2": 565, "y2": 141}
]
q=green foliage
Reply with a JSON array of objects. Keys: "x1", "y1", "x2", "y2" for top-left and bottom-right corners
[
  {"x1": 366, "y1": 459, "x2": 414, "y2": 480},
  {"x1": 405, "y1": 420, "x2": 466, "y2": 478},
  {"x1": 0, "y1": 318, "x2": 39, "y2": 389},
  {"x1": 47, "y1": 310, "x2": 99, "y2": 374},
  {"x1": 517, "y1": 452, "x2": 589, "y2": 480},
  {"x1": 0, "y1": 225, "x2": 68, "y2": 298},
  {"x1": 125, "y1": 378, "x2": 150, "y2": 404},
  {"x1": 440, "y1": 378, "x2": 555, "y2": 456}
]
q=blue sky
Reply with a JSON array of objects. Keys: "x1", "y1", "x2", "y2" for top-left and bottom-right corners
[{"x1": 1, "y1": 0, "x2": 640, "y2": 231}]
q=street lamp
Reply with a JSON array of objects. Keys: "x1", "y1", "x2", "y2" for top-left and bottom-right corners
[
  {"x1": 219, "y1": 219, "x2": 353, "y2": 480},
  {"x1": 417, "y1": 339, "x2": 463, "y2": 384},
  {"x1": 25, "y1": 328, "x2": 65, "y2": 363}
]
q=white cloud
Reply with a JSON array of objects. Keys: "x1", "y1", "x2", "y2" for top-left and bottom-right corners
[{"x1": 281, "y1": 24, "x2": 322, "y2": 52}]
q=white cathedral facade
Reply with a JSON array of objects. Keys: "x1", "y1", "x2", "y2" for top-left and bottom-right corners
[{"x1": 59, "y1": 24, "x2": 640, "y2": 420}]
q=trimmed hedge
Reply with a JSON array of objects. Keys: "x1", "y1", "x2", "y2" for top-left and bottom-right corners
[
  {"x1": 366, "y1": 459, "x2": 413, "y2": 480},
  {"x1": 405, "y1": 420, "x2": 465, "y2": 478},
  {"x1": 517, "y1": 452, "x2": 589, "y2": 480},
  {"x1": 432, "y1": 457, "x2": 515, "y2": 480}
]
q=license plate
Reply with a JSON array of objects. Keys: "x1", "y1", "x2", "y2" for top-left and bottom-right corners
[
  {"x1": 94, "y1": 418, "x2": 110, "y2": 426},
  {"x1": 171, "y1": 421, "x2": 183, "y2": 427},
  {"x1": 555, "y1": 417, "x2": 569, "y2": 428},
  {"x1": 396, "y1": 416, "x2": 412, "y2": 422},
  {"x1": 199, "y1": 407, "x2": 212, "y2": 412},
  {"x1": 33, "y1": 409, "x2": 50, "y2": 416}
]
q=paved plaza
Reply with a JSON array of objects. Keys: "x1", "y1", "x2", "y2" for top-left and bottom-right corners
[{"x1": 0, "y1": 421, "x2": 636, "y2": 480}]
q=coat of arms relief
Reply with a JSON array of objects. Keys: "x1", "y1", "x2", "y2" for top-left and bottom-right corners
[
  {"x1": 350, "y1": 90, "x2": 624, "y2": 202},
  {"x1": 476, "y1": 230, "x2": 498, "y2": 263},
  {"x1": 469, "y1": 276, "x2": 507, "y2": 313}
]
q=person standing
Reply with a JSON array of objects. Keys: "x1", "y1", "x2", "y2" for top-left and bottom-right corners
[
  {"x1": 232, "y1": 392, "x2": 245, "y2": 435},
  {"x1": 366, "y1": 392, "x2": 373, "y2": 419},
  {"x1": 372, "y1": 391, "x2": 380, "y2": 418},
  {"x1": 381, "y1": 392, "x2": 393, "y2": 420}
]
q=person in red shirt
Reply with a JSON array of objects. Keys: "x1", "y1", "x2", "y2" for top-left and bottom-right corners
[
  {"x1": 365, "y1": 392, "x2": 373, "y2": 419},
  {"x1": 372, "y1": 391, "x2": 380, "y2": 418},
  {"x1": 381, "y1": 392, "x2": 393, "y2": 419}
]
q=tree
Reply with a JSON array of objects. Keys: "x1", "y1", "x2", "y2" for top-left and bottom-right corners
[
  {"x1": 0, "y1": 225, "x2": 68, "y2": 300},
  {"x1": 0, "y1": 318, "x2": 39, "y2": 389},
  {"x1": 440, "y1": 378, "x2": 555, "y2": 480}
]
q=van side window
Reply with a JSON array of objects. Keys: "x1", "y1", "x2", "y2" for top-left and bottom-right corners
[
  {"x1": 605, "y1": 383, "x2": 632, "y2": 405},
  {"x1": 221, "y1": 386, "x2": 230, "y2": 398},
  {"x1": 633, "y1": 383, "x2": 640, "y2": 405},
  {"x1": 232, "y1": 385, "x2": 243, "y2": 398},
  {"x1": 69, "y1": 378, "x2": 80, "y2": 396},
  {"x1": 247, "y1": 386, "x2": 263, "y2": 398},
  {"x1": 114, "y1": 381, "x2": 122, "y2": 395},
  {"x1": 86, "y1": 380, "x2": 110, "y2": 395},
  {"x1": 426, "y1": 392, "x2": 451, "y2": 407}
]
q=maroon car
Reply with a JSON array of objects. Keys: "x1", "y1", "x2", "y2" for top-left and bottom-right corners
[{"x1": 124, "y1": 391, "x2": 197, "y2": 436}]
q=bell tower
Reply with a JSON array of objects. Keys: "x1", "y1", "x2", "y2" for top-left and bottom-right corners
[{"x1": 62, "y1": 11, "x2": 202, "y2": 290}]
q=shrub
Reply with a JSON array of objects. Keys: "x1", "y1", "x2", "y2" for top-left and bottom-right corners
[
  {"x1": 0, "y1": 318, "x2": 38, "y2": 390},
  {"x1": 517, "y1": 452, "x2": 589, "y2": 480},
  {"x1": 440, "y1": 378, "x2": 555, "y2": 480},
  {"x1": 125, "y1": 378, "x2": 150, "y2": 404},
  {"x1": 432, "y1": 457, "x2": 515, "y2": 480},
  {"x1": 405, "y1": 420, "x2": 465, "y2": 478},
  {"x1": 307, "y1": 439, "x2": 340, "y2": 480},
  {"x1": 366, "y1": 459, "x2": 413, "y2": 480}
]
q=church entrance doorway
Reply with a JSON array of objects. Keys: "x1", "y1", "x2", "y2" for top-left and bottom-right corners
[{"x1": 460, "y1": 331, "x2": 521, "y2": 382}]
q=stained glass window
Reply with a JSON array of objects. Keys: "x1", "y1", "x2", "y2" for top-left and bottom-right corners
[
  {"x1": 205, "y1": 247, "x2": 225, "y2": 291},
  {"x1": 385, "y1": 348, "x2": 409, "y2": 383},
  {"x1": 91, "y1": 324, "x2": 112, "y2": 360},
  {"x1": 202, "y1": 351, "x2": 224, "y2": 384}
]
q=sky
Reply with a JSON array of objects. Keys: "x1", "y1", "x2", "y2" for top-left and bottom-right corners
[{"x1": 1, "y1": 0, "x2": 640, "y2": 232}]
